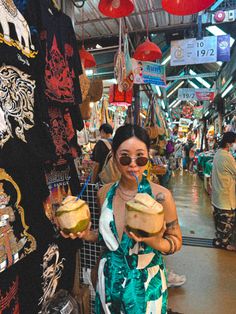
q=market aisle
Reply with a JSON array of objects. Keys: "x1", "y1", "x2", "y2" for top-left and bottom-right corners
[
  {"x1": 169, "y1": 171, "x2": 215, "y2": 239},
  {"x1": 166, "y1": 246, "x2": 236, "y2": 314}
]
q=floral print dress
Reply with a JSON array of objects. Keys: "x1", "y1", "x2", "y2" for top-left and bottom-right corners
[{"x1": 95, "y1": 176, "x2": 168, "y2": 314}]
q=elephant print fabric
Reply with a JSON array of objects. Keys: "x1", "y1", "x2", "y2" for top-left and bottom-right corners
[
  {"x1": 0, "y1": 0, "x2": 37, "y2": 58},
  {"x1": 0, "y1": 65, "x2": 36, "y2": 147},
  {"x1": 0, "y1": 168, "x2": 36, "y2": 274}
]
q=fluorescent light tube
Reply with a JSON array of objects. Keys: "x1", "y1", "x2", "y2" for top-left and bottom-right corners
[
  {"x1": 161, "y1": 55, "x2": 171, "y2": 65},
  {"x1": 167, "y1": 81, "x2": 184, "y2": 98},
  {"x1": 156, "y1": 86, "x2": 162, "y2": 97},
  {"x1": 222, "y1": 83, "x2": 234, "y2": 98}
]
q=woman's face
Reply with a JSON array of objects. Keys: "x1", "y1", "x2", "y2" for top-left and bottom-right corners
[{"x1": 114, "y1": 136, "x2": 149, "y2": 181}]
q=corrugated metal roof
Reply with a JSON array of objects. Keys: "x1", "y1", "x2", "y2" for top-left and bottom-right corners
[{"x1": 74, "y1": 0, "x2": 196, "y2": 41}]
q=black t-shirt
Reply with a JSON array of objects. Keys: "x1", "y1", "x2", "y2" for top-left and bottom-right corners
[
  {"x1": 39, "y1": 1, "x2": 84, "y2": 131},
  {"x1": 92, "y1": 139, "x2": 112, "y2": 173}
]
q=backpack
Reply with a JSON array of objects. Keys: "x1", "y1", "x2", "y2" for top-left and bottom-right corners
[{"x1": 98, "y1": 140, "x2": 121, "y2": 184}]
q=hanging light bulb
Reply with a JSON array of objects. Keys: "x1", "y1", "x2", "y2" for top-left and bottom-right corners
[
  {"x1": 98, "y1": 0, "x2": 134, "y2": 18},
  {"x1": 162, "y1": 0, "x2": 215, "y2": 16},
  {"x1": 133, "y1": 0, "x2": 162, "y2": 61},
  {"x1": 79, "y1": 46, "x2": 96, "y2": 68}
]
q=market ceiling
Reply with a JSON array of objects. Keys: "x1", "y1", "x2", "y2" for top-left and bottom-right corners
[{"x1": 73, "y1": 0, "x2": 236, "y2": 104}]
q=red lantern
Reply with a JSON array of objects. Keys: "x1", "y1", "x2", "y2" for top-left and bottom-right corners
[
  {"x1": 98, "y1": 0, "x2": 134, "y2": 18},
  {"x1": 79, "y1": 46, "x2": 96, "y2": 68},
  {"x1": 133, "y1": 39, "x2": 162, "y2": 61},
  {"x1": 109, "y1": 84, "x2": 133, "y2": 106},
  {"x1": 162, "y1": 0, "x2": 215, "y2": 16}
]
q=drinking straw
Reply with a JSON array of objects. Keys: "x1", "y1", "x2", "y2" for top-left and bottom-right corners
[
  {"x1": 76, "y1": 172, "x2": 92, "y2": 200},
  {"x1": 131, "y1": 172, "x2": 141, "y2": 193}
]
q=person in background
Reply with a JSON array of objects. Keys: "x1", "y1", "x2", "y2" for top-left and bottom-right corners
[
  {"x1": 91, "y1": 123, "x2": 113, "y2": 183},
  {"x1": 183, "y1": 134, "x2": 194, "y2": 171},
  {"x1": 174, "y1": 140, "x2": 183, "y2": 170},
  {"x1": 63, "y1": 124, "x2": 182, "y2": 313},
  {"x1": 211, "y1": 132, "x2": 236, "y2": 251}
]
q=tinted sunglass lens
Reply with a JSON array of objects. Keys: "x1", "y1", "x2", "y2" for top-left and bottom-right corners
[
  {"x1": 136, "y1": 157, "x2": 148, "y2": 166},
  {"x1": 119, "y1": 156, "x2": 131, "y2": 166}
]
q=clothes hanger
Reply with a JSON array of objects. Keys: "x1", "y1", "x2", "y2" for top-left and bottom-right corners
[{"x1": 70, "y1": 0, "x2": 86, "y2": 8}]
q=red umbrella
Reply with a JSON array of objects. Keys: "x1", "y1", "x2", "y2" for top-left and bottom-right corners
[
  {"x1": 133, "y1": 38, "x2": 162, "y2": 61},
  {"x1": 79, "y1": 46, "x2": 96, "y2": 68},
  {"x1": 162, "y1": 0, "x2": 215, "y2": 15},
  {"x1": 98, "y1": 0, "x2": 134, "y2": 18}
]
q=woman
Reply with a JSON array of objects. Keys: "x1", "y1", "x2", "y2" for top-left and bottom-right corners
[{"x1": 63, "y1": 124, "x2": 182, "y2": 313}]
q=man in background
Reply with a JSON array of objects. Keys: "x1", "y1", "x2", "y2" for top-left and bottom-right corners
[
  {"x1": 91, "y1": 123, "x2": 113, "y2": 183},
  {"x1": 212, "y1": 132, "x2": 236, "y2": 251}
]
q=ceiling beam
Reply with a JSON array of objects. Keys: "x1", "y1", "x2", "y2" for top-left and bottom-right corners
[{"x1": 166, "y1": 72, "x2": 217, "y2": 81}]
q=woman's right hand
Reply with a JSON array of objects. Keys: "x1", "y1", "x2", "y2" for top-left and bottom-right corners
[{"x1": 60, "y1": 222, "x2": 92, "y2": 240}]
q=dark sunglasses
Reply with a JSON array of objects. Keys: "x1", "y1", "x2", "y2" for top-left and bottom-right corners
[{"x1": 119, "y1": 156, "x2": 149, "y2": 167}]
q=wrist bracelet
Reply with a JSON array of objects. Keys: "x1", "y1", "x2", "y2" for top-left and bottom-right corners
[{"x1": 162, "y1": 236, "x2": 175, "y2": 255}]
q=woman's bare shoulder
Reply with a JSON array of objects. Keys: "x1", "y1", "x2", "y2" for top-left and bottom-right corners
[
  {"x1": 150, "y1": 181, "x2": 172, "y2": 200},
  {"x1": 97, "y1": 183, "x2": 114, "y2": 206}
]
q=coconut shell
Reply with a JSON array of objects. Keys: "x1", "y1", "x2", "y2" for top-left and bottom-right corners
[
  {"x1": 125, "y1": 193, "x2": 164, "y2": 237},
  {"x1": 56, "y1": 196, "x2": 90, "y2": 234}
]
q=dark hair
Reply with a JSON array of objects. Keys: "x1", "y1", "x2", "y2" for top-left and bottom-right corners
[
  {"x1": 99, "y1": 123, "x2": 113, "y2": 134},
  {"x1": 219, "y1": 132, "x2": 236, "y2": 148},
  {"x1": 112, "y1": 124, "x2": 150, "y2": 155}
]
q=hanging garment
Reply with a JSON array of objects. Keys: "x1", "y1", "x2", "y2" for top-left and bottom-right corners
[{"x1": 39, "y1": 1, "x2": 83, "y2": 123}]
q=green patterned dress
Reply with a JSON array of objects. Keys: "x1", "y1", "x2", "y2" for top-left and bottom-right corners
[{"x1": 95, "y1": 176, "x2": 168, "y2": 314}]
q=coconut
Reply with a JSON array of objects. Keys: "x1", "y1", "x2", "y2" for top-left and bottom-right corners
[
  {"x1": 125, "y1": 193, "x2": 164, "y2": 237},
  {"x1": 56, "y1": 196, "x2": 90, "y2": 234}
]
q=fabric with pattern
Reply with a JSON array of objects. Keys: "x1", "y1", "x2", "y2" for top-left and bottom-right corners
[{"x1": 95, "y1": 176, "x2": 168, "y2": 314}]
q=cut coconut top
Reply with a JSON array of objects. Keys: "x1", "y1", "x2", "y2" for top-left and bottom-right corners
[
  {"x1": 126, "y1": 193, "x2": 163, "y2": 215},
  {"x1": 57, "y1": 197, "x2": 86, "y2": 213}
]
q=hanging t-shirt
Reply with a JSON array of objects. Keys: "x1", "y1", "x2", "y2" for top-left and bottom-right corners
[{"x1": 39, "y1": 1, "x2": 84, "y2": 131}]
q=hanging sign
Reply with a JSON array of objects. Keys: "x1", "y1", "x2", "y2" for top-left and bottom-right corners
[
  {"x1": 171, "y1": 35, "x2": 230, "y2": 66},
  {"x1": 132, "y1": 59, "x2": 166, "y2": 86},
  {"x1": 178, "y1": 88, "x2": 215, "y2": 101}
]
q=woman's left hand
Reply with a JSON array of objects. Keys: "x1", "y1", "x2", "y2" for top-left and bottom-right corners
[{"x1": 128, "y1": 222, "x2": 166, "y2": 244}]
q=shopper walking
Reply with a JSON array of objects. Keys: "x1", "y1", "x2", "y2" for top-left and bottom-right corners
[
  {"x1": 211, "y1": 132, "x2": 236, "y2": 251},
  {"x1": 91, "y1": 123, "x2": 113, "y2": 183},
  {"x1": 183, "y1": 134, "x2": 194, "y2": 171},
  {"x1": 62, "y1": 124, "x2": 182, "y2": 313}
]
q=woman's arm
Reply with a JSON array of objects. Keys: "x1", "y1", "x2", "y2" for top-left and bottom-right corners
[{"x1": 129, "y1": 185, "x2": 182, "y2": 254}]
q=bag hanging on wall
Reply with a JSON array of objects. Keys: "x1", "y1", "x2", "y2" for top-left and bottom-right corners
[
  {"x1": 77, "y1": 123, "x2": 89, "y2": 146},
  {"x1": 79, "y1": 95, "x2": 91, "y2": 120},
  {"x1": 109, "y1": 84, "x2": 133, "y2": 107},
  {"x1": 145, "y1": 96, "x2": 159, "y2": 140},
  {"x1": 88, "y1": 79, "x2": 103, "y2": 102},
  {"x1": 120, "y1": 33, "x2": 134, "y2": 91},
  {"x1": 79, "y1": 66, "x2": 91, "y2": 102}
]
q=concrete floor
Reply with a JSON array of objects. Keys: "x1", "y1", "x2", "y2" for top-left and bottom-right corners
[
  {"x1": 166, "y1": 172, "x2": 236, "y2": 314},
  {"x1": 169, "y1": 171, "x2": 215, "y2": 239},
  {"x1": 166, "y1": 246, "x2": 236, "y2": 314}
]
